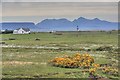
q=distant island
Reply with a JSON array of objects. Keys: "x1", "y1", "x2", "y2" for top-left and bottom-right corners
[{"x1": 0, "y1": 17, "x2": 118, "y2": 32}]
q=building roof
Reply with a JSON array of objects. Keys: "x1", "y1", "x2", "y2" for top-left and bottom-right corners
[{"x1": 16, "y1": 28, "x2": 30, "y2": 32}]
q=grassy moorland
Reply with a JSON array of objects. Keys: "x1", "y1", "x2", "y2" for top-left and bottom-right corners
[
  {"x1": 1, "y1": 31, "x2": 119, "y2": 79},
  {"x1": 2, "y1": 31, "x2": 118, "y2": 46}
]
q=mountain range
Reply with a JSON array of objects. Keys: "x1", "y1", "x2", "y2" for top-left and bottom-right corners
[{"x1": 0, "y1": 17, "x2": 118, "y2": 32}]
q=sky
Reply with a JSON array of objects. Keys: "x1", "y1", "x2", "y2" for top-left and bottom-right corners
[{"x1": 0, "y1": 1, "x2": 118, "y2": 24}]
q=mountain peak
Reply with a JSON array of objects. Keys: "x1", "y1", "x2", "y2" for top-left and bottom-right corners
[
  {"x1": 78, "y1": 17, "x2": 86, "y2": 20},
  {"x1": 93, "y1": 18, "x2": 100, "y2": 21}
]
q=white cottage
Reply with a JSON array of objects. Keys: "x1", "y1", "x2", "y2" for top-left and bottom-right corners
[{"x1": 13, "y1": 28, "x2": 30, "y2": 34}]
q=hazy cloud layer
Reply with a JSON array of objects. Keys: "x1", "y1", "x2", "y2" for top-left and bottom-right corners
[{"x1": 1, "y1": 2, "x2": 118, "y2": 23}]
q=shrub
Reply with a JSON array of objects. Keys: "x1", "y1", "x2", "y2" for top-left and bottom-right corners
[
  {"x1": 102, "y1": 67, "x2": 118, "y2": 76},
  {"x1": 49, "y1": 53, "x2": 94, "y2": 68},
  {"x1": 9, "y1": 38, "x2": 16, "y2": 40},
  {"x1": 96, "y1": 46, "x2": 113, "y2": 51},
  {"x1": 0, "y1": 42, "x2": 5, "y2": 44},
  {"x1": 35, "y1": 38, "x2": 40, "y2": 41}
]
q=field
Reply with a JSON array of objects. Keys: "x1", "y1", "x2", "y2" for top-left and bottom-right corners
[{"x1": 1, "y1": 31, "x2": 119, "y2": 79}]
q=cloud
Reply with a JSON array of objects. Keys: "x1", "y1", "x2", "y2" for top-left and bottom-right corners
[
  {"x1": 1, "y1": 2, "x2": 118, "y2": 23},
  {"x1": 2, "y1": 2, "x2": 117, "y2": 16}
]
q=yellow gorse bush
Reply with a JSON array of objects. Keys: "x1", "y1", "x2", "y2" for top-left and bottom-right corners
[
  {"x1": 50, "y1": 53, "x2": 95, "y2": 68},
  {"x1": 49, "y1": 53, "x2": 118, "y2": 76},
  {"x1": 102, "y1": 66, "x2": 118, "y2": 75},
  {"x1": 89, "y1": 68, "x2": 96, "y2": 74},
  {"x1": 92, "y1": 63, "x2": 100, "y2": 69}
]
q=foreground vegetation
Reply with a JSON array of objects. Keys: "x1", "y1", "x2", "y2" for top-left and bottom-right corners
[{"x1": 1, "y1": 31, "x2": 119, "y2": 79}]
